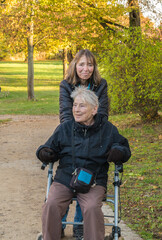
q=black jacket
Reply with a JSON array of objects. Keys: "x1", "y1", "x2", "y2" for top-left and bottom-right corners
[
  {"x1": 36, "y1": 115, "x2": 131, "y2": 190},
  {"x1": 59, "y1": 79, "x2": 109, "y2": 123}
]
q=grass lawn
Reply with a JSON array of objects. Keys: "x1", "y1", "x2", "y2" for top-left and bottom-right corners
[
  {"x1": 0, "y1": 61, "x2": 62, "y2": 114},
  {"x1": 0, "y1": 61, "x2": 161, "y2": 240},
  {"x1": 108, "y1": 114, "x2": 162, "y2": 240}
]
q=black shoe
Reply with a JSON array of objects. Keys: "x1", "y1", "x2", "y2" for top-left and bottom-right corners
[
  {"x1": 61, "y1": 228, "x2": 65, "y2": 238},
  {"x1": 73, "y1": 225, "x2": 83, "y2": 240},
  {"x1": 36, "y1": 233, "x2": 43, "y2": 240},
  {"x1": 75, "y1": 237, "x2": 84, "y2": 240}
]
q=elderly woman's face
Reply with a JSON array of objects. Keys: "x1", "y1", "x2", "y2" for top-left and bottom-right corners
[
  {"x1": 73, "y1": 95, "x2": 97, "y2": 126},
  {"x1": 76, "y1": 55, "x2": 94, "y2": 84}
]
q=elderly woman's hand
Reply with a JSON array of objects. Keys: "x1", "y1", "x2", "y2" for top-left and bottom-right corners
[
  {"x1": 107, "y1": 148, "x2": 124, "y2": 164},
  {"x1": 38, "y1": 147, "x2": 56, "y2": 164}
]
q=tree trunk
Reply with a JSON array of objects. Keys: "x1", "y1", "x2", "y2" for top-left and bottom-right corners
[
  {"x1": 128, "y1": 0, "x2": 141, "y2": 44},
  {"x1": 128, "y1": 0, "x2": 159, "y2": 121},
  {"x1": 27, "y1": 8, "x2": 34, "y2": 100},
  {"x1": 27, "y1": 38, "x2": 34, "y2": 100},
  {"x1": 63, "y1": 48, "x2": 68, "y2": 79},
  {"x1": 67, "y1": 49, "x2": 73, "y2": 63},
  {"x1": 128, "y1": 0, "x2": 142, "y2": 113},
  {"x1": 128, "y1": 0, "x2": 141, "y2": 28}
]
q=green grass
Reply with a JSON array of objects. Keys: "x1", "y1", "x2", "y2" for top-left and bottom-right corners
[
  {"x1": 0, "y1": 61, "x2": 162, "y2": 240},
  {"x1": 0, "y1": 60, "x2": 62, "y2": 114},
  {"x1": 0, "y1": 118, "x2": 12, "y2": 124},
  {"x1": 108, "y1": 115, "x2": 162, "y2": 240}
]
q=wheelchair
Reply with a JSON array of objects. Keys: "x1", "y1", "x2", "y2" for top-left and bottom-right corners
[{"x1": 37, "y1": 162, "x2": 123, "y2": 240}]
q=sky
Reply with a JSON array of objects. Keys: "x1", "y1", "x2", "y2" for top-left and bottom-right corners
[
  {"x1": 116, "y1": 0, "x2": 162, "y2": 27},
  {"x1": 141, "y1": 0, "x2": 162, "y2": 26}
]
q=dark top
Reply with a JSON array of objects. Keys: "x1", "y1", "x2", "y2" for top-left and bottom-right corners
[
  {"x1": 36, "y1": 115, "x2": 131, "y2": 190},
  {"x1": 59, "y1": 78, "x2": 109, "y2": 123}
]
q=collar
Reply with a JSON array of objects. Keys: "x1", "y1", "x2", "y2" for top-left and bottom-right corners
[{"x1": 73, "y1": 114, "x2": 102, "y2": 133}]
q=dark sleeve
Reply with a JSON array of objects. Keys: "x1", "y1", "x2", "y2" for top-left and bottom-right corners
[
  {"x1": 36, "y1": 125, "x2": 61, "y2": 161},
  {"x1": 96, "y1": 79, "x2": 109, "y2": 120},
  {"x1": 111, "y1": 125, "x2": 131, "y2": 163},
  {"x1": 59, "y1": 80, "x2": 73, "y2": 123}
]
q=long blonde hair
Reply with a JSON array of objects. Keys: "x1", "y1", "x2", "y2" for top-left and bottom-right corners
[{"x1": 66, "y1": 49, "x2": 101, "y2": 86}]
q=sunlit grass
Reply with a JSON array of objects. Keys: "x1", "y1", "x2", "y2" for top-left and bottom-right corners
[
  {"x1": 1, "y1": 86, "x2": 59, "y2": 91},
  {"x1": 0, "y1": 60, "x2": 62, "y2": 115},
  {"x1": 0, "y1": 60, "x2": 63, "y2": 87}
]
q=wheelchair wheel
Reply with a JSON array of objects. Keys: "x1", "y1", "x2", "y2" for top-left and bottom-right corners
[
  {"x1": 36, "y1": 232, "x2": 43, "y2": 240},
  {"x1": 104, "y1": 234, "x2": 114, "y2": 240}
]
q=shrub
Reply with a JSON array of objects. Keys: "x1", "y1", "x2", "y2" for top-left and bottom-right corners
[{"x1": 100, "y1": 31, "x2": 161, "y2": 122}]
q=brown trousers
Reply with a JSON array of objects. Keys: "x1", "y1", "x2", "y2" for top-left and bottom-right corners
[{"x1": 42, "y1": 182, "x2": 106, "y2": 240}]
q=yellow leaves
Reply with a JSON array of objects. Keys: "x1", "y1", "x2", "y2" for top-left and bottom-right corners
[
  {"x1": 159, "y1": 134, "x2": 162, "y2": 140},
  {"x1": 138, "y1": 176, "x2": 144, "y2": 180}
]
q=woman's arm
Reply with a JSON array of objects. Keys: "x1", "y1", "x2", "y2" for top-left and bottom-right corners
[
  {"x1": 59, "y1": 80, "x2": 73, "y2": 123},
  {"x1": 36, "y1": 125, "x2": 61, "y2": 161},
  {"x1": 111, "y1": 125, "x2": 131, "y2": 163},
  {"x1": 95, "y1": 79, "x2": 109, "y2": 119}
]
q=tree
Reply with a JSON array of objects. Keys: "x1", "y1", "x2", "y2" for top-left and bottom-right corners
[
  {"x1": 127, "y1": 0, "x2": 160, "y2": 121},
  {"x1": 0, "y1": 0, "x2": 67, "y2": 99},
  {"x1": 99, "y1": 0, "x2": 161, "y2": 121},
  {"x1": 38, "y1": 0, "x2": 130, "y2": 77},
  {"x1": 27, "y1": 1, "x2": 35, "y2": 99}
]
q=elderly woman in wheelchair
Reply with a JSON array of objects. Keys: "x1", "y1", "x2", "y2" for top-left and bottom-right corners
[{"x1": 36, "y1": 86, "x2": 131, "y2": 240}]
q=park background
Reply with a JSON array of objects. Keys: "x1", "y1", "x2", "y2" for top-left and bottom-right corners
[{"x1": 0, "y1": 0, "x2": 161, "y2": 239}]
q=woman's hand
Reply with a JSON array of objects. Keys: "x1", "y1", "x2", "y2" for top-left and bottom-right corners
[
  {"x1": 107, "y1": 148, "x2": 124, "y2": 163},
  {"x1": 38, "y1": 147, "x2": 56, "y2": 164}
]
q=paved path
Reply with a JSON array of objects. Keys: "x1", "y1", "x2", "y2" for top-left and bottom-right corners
[{"x1": 102, "y1": 204, "x2": 143, "y2": 240}]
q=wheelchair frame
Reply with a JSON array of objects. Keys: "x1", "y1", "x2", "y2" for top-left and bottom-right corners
[{"x1": 39, "y1": 162, "x2": 123, "y2": 240}]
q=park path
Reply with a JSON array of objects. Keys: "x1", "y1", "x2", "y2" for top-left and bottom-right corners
[{"x1": 0, "y1": 115, "x2": 142, "y2": 240}]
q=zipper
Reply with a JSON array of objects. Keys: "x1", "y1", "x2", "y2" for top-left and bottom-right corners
[
  {"x1": 84, "y1": 128, "x2": 87, "y2": 137},
  {"x1": 72, "y1": 168, "x2": 77, "y2": 175}
]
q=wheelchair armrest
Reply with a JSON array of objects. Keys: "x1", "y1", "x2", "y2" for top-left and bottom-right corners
[
  {"x1": 41, "y1": 162, "x2": 47, "y2": 170},
  {"x1": 115, "y1": 163, "x2": 123, "y2": 173}
]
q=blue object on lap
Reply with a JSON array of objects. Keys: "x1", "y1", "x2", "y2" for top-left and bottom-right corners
[{"x1": 78, "y1": 170, "x2": 93, "y2": 184}]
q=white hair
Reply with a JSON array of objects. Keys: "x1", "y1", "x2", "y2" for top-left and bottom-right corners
[{"x1": 71, "y1": 86, "x2": 99, "y2": 108}]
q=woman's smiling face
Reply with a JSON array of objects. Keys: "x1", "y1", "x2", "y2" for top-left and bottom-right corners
[
  {"x1": 72, "y1": 95, "x2": 97, "y2": 126},
  {"x1": 76, "y1": 55, "x2": 94, "y2": 84}
]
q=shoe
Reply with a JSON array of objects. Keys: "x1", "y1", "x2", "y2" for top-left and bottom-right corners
[
  {"x1": 36, "y1": 233, "x2": 43, "y2": 240},
  {"x1": 75, "y1": 237, "x2": 84, "y2": 240},
  {"x1": 61, "y1": 228, "x2": 65, "y2": 238},
  {"x1": 73, "y1": 225, "x2": 83, "y2": 240},
  {"x1": 104, "y1": 235, "x2": 113, "y2": 240}
]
